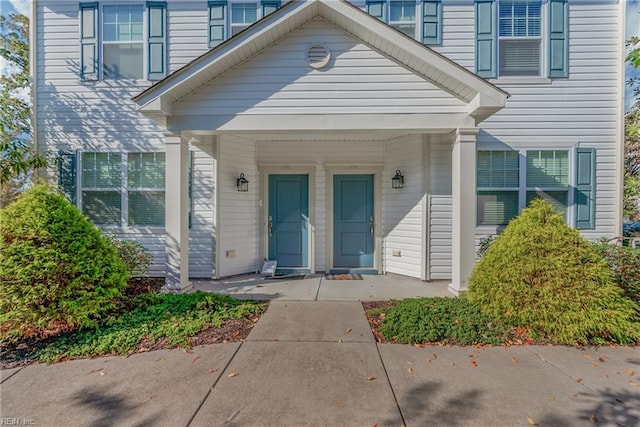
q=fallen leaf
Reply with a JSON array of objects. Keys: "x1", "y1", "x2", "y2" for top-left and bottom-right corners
[
  {"x1": 511, "y1": 357, "x2": 518, "y2": 363},
  {"x1": 589, "y1": 413, "x2": 598, "y2": 423},
  {"x1": 598, "y1": 357, "x2": 606, "y2": 363},
  {"x1": 209, "y1": 369, "x2": 218, "y2": 374},
  {"x1": 99, "y1": 372, "x2": 106, "y2": 376},
  {"x1": 366, "y1": 376, "x2": 376, "y2": 381},
  {"x1": 192, "y1": 356, "x2": 201, "y2": 363},
  {"x1": 592, "y1": 363, "x2": 598, "y2": 368},
  {"x1": 615, "y1": 398, "x2": 625, "y2": 405},
  {"x1": 228, "y1": 372, "x2": 239, "y2": 378},
  {"x1": 548, "y1": 397, "x2": 556, "y2": 401},
  {"x1": 372, "y1": 424, "x2": 378, "y2": 427},
  {"x1": 87, "y1": 368, "x2": 104, "y2": 375},
  {"x1": 605, "y1": 373, "x2": 610, "y2": 379},
  {"x1": 336, "y1": 402, "x2": 345, "y2": 408},
  {"x1": 232, "y1": 331, "x2": 240, "y2": 338},
  {"x1": 576, "y1": 378, "x2": 583, "y2": 383},
  {"x1": 583, "y1": 354, "x2": 593, "y2": 360},
  {"x1": 625, "y1": 369, "x2": 635, "y2": 376},
  {"x1": 527, "y1": 417, "x2": 539, "y2": 425},
  {"x1": 407, "y1": 361, "x2": 414, "y2": 365},
  {"x1": 470, "y1": 360, "x2": 478, "y2": 367},
  {"x1": 345, "y1": 328, "x2": 352, "y2": 334},
  {"x1": 16, "y1": 343, "x2": 28, "y2": 350},
  {"x1": 629, "y1": 381, "x2": 640, "y2": 387},
  {"x1": 407, "y1": 367, "x2": 414, "y2": 374},
  {"x1": 432, "y1": 353, "x2": 437, "y2": 360}
]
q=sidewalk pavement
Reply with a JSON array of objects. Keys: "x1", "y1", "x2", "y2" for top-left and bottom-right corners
[{"x1": 1, "y1": 301, "x2": 639, "y2": 427}]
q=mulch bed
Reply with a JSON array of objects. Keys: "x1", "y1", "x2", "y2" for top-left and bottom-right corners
[{"x1": 362, "y1": 301, "x2": 399, "y2": 344}]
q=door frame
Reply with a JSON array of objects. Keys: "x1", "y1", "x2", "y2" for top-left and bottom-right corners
[
  {"x1": 260, "y1": 166, "x2": 315, "y2": 272},
  {"x1": 326, "y1": 164, "x2": 383, "y2": 272}
]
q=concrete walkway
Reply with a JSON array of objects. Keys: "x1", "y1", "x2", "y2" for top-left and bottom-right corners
[{"x1": 1, "y1": 301, "x2": 639, "y2": 426}]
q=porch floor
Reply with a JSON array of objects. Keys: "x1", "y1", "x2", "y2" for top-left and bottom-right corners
[{"x1": 191, "y1": 273, "x2": 453, "y2": 301}]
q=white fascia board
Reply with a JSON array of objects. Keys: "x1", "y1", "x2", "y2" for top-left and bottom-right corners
[{"x1": 167, "y1": 113, "x2": 477, "y2": 134}]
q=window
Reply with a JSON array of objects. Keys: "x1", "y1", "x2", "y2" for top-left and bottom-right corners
[
  {"x1": 103, "y1": 5, "x2": 144, "y2": 79},
  {"x1": 475, "y1": 0, "x2": 568, "y2": 79},
  {"x1": 498, "y1": 0, "x2": 541, "y2": 76},
  {"x1": 79, "y1": 2, "x2": 167, "y2": 81},
  {"x1": 208, "y1": 1, "x2": 281, "y2": 48},
  {"x1": 389, "y1": 1, "x2": 416, "y2": 38},
  {"x1": 477, "y1": 151, "x2": 520, "y2": 225},
  {"x1": 231, "y1": 2, "x2": 258, "y2": 35},
  {"x1": 477, "y1": 150, "x2": 570, "y2": 226},
  {"x1": 80, "y1": 152, "x2": 165, "y2": 227},
  {"x1": 365, "y1": 1, "x2": 442, "y2": 45}
]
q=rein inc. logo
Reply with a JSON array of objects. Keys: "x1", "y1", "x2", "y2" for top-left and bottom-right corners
[{"x1": 0, "y1": 419, "x2": 35, "y2": 425}]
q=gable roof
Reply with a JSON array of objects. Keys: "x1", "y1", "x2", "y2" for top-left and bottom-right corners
[{"x1": 133, "y1": 0, "x2": 508, "y2": 123}]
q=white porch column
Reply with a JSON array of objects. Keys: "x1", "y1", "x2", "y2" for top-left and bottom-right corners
[
  {"x1": 450, "y1": 128, "x2": 478, "y2": 294},
  {"x1": 164, "y1": 133, "x2": 191, "y2": 291}
]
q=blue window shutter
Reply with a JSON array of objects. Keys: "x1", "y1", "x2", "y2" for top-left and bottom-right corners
[
  {"x1": 208, "y1": 1, "x2": 227, "y2": 48},
  {"x1": 79, "y1": 2, "x2": 98, "y2": 81},
  {"x1": 575, "y1": 148, "x2": 596, "y2": 229},
  {"x1": 262, "y1": 1, "x2": 280, "y2": 17},
  {"x1": 366, "y1": 0, "x2": 385, "y2": 21},
  {"x1": 422, "y1": 1, "x2": 441, "y2": 45},
  {"x1": 548, "y1": 0, "x2": 568, "y2": 78},
  {"x1": 57, "y1": 150, "x2": 78, "y2": 205},
  {"x1": 475, "y1": 0, "x2": 496, "y2": 79},
  {"x1": 147, "y1": 2, "x2": 167, "y2": 81}
]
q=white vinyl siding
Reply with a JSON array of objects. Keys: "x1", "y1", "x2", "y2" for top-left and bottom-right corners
[
  {"x1": 173, "y1": 19, "x2": 467, "y2": 116},
  {"x1": 428, "y1": 135, "x2": 453, "y2": 280}
]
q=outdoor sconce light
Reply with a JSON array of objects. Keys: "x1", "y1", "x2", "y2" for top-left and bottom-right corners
[
  {"x1": 237, "y1": 173, "x2": 249, "y2": 192},
  {"x1": 392, "y1": 170, "x2": 404, "y2": 189}
]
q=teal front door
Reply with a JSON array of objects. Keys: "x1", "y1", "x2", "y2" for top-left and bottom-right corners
[
  {"x1": 333, "y1": 174, "x2": 374, "y2": 268},
  {"x1": 268, "y1": 174, "x2": 309, "y2": 268}
]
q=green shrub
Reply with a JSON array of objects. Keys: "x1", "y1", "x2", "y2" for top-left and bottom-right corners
[
  {"x1": 379, "y1": 297, "x2": 509, "y2": 345},
  {"x1": 468, "y1": 199, "x2": 639, "y2": 345},
  {"x1": 0, "y1": 184, "x2": 128, "y2": 343},
  {"x1": 593, "y1": 242, "x2": 640, "y2": 305},
  {"x1": 106, "y1": 235, "x2": 152, "y2": 277}
]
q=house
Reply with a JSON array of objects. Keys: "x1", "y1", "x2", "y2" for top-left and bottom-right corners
[{"x1": 33, "y1": 0, "x2": 625, "y2": 294}]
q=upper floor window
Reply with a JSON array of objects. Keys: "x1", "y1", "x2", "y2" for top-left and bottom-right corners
[
  {"x1": 209, "y1": 1, "x2": 281, "y2": 48},
  {"x1": 103, "y1": 5, "x2": 144, "y2": 80},
  {"x1": 366, "y1": 0, "x2": 442, "y2": 45},
  {"x1": 80, "y1": 2, "x2": 167, "y2": 82},
  {"x1": 475, "y1": 0, "x2": 568, "y2": 79},
  {"x1": 498, "y1": 0, "x2": 541, "y2": 77}
]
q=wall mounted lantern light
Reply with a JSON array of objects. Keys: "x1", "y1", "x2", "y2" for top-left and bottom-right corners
[
  {"x1": 392, "y1": 170, "x2": 404, "y2": 189},
  {"x1": 237, "y1": 173, "x2": 249, "y2": 192}
]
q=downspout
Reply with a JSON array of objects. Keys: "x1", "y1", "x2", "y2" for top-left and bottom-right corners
[{"x1": 29, "y1": 0, "x2": 39, "y2": 179}]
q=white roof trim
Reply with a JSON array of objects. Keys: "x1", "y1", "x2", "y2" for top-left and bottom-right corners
[{"x1": 133, "y1": 0, "x2": 508, "y2": 123}]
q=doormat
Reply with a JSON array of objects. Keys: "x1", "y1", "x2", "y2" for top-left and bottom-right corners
[{"x1": 325, "y1": 274, "x2": 363, "y2": 280}]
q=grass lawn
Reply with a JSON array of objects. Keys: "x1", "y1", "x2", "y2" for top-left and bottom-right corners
[{"x1": 0, "y1": 291, "x2": 266, "y2": 368}]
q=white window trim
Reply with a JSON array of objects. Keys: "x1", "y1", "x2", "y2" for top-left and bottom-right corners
[
  {"x1": 387, "y1": 0, "x2": 419, "y2": 39},
  {"x1": 477, "y1": 148, "x2": 575, "y2": 228},
  {"x1": 227, "y1": 0, "x2": 261, "y2": 39},
  {"x1": 77, "y1": 151, "x2": 167, "y2": 231},
  {"x1": 98, "y1": 2, "x2": 148, "y2": 82}
]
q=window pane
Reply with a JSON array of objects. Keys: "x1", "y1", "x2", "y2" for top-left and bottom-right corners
[
  {"x1": 128, "y1": 191, "x2": 165, "y2": 226},
  {"x1": 477, "y1": 151, "x2": 519, "y2": 188},
  {"x1": 527, "y1": 150, "x2": 569, "y2": 187},
  {"x1": 103, "y1": 5, "x2": 143, "y2": 42},
  {"x1": 526, "y1": 190, "x2": 568, "y2": 219},
  {"x1": 477, "y1": 191, "x2": 519, "y2": 225},
  {"x1": 499, "y1": 39, "x2": 540, "y2": 77},
  {"x1": 83, "y1": 191, "x2": 121, "y2": 225},
  {"x1": 499, "y1": 0, "x2": 541, "y2": 37},
  {"x1": 231, "y1": 3, "x2": 257, "y2": 24},
  {"x1": 82, "y1": 153, "x2": 121, "y2": 188},
  {"x1": 390, "y1": 1, "x2": 416, "y2": 22},
  {"x1": 128, "y1": 153, "x2": 165, "y2": 189},
  {"x1": 104, "y1": 43, "x2": 143, "y2": 80},
  {"x1": 391, "y1": 23, "x2": 416, "y2": 37}
]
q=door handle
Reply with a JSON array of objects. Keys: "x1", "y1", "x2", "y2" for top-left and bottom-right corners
[
  {"x1": 268, "y1": 216, "x2": 273, "y2": 236},
  {"x1": 370, "y1": 216, "x2": 374, "y2": 236}
]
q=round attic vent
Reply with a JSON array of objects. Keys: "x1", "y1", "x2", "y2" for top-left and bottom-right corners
[{"x1": 306, "y1": 44, "x2": 331, "y2": 69}]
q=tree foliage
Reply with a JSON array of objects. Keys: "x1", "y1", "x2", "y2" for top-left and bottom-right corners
[
  {"x1": 0, "y1": 13, "x2": 47, "y2": 204},
  {"x1": 626, "y1": 37, "x2": 640, "y2": 219},
  {"x1": 468, "y1": 199, "x2": 639, "y2": 345}
]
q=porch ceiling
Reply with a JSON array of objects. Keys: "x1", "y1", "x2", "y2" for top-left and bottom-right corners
[{"x1": 133, "y1": 0, "x2": 508, "y2": 129}]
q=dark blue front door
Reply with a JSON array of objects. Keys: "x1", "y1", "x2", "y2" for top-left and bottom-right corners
[
  {"x1": 268, "y1": 174, "x2": 309, "y2": 268},
  {"x1": 333, "y1": 174, "x2": 374, "y2": 268}
]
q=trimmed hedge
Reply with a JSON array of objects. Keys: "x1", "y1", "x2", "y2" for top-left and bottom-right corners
[
  {"x1": 0, "y1": 184, "x2": 128, "y2": 343},
  {"x1": 468, "y1": 199, "x2": 639, "y2": 345}
]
